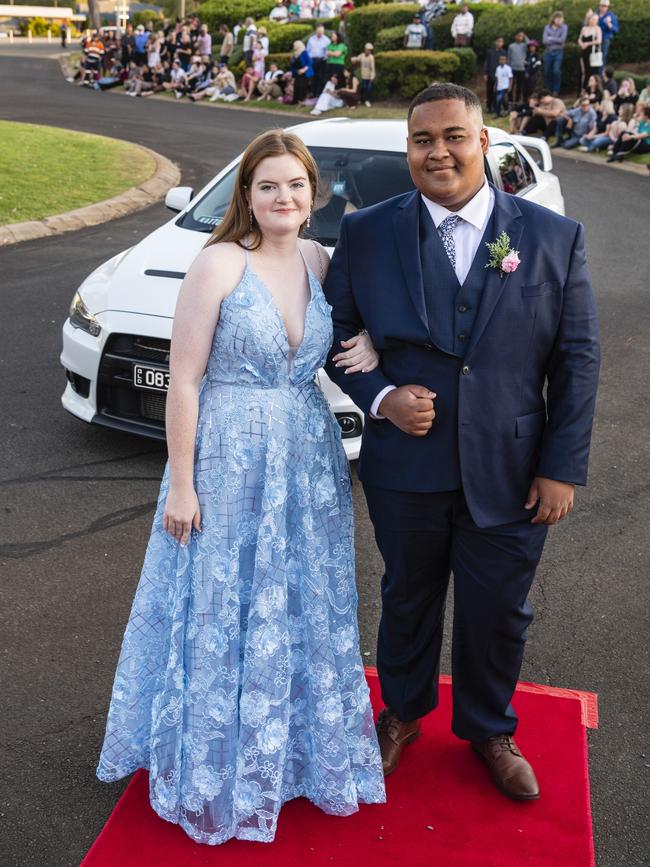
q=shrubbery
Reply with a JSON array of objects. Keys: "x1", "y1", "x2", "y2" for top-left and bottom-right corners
[
  {"x1": 374, "y1": 25, "x2": 405, "y2": 54},
  {"x1": 266, "y1": 51, "x2": 292, "y2": 71},
  {"x1": 130, "y1": 10, "x2": 165, "y2": 29},
  {"x1": 447, "y1": 47, "x2": 477, "y2": 82},
  {"x1": 20, "y1": 17, "x2": 61, "y2": 36},
  {"x1": 199, "y1": 0, "x2": 276, "y2": 32},
  {"x1": 346, "y1": 4, "x2": 420, "y2": 57},
  {"x1": 374, "y1": 50, "x2": 460, "y2": 100},
  {"x1": 267, "y1": 23, "x2": 314, "y2": 52}
]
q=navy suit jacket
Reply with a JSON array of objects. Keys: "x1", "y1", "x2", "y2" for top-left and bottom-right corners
[{"x1": 323, "y1": 184, "x2": 600, "y2": 528}]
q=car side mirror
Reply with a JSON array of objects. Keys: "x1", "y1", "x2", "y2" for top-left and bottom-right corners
[{"x1": 165, "y1": 186, "x2": 194, "y2": 213}]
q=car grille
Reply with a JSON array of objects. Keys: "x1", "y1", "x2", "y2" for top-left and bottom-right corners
[{"x1": 96, "y1": 333, "x2": 170, "y2": 438}]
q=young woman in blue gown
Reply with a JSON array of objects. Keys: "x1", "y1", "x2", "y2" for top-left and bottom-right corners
[{"x1": 96, "y1": 129, "x2": 386, "y2": 845}]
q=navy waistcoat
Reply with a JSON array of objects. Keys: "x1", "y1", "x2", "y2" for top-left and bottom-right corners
[
  {"x1": 419, "y1": 200, "x2": 497, "y2": 358},
  {"x1": 414, "y1": 201, "x2": 497, "y2": 490}
]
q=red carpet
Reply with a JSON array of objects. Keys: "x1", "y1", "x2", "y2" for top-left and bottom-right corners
[{"x1": 82, "y1": 671, "x2": 597, "y2": 867}]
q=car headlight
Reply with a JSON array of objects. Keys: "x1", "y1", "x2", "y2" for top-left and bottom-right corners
[{"x1": 69, "y1": 291, "x2": 101, "y2": 337}]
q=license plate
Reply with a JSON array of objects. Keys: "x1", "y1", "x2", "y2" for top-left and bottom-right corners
[{"x1": 132, "y1": 363, "x2": 170, "y2": 393}]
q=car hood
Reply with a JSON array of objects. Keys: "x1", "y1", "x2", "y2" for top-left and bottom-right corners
[{"x1": 81, "y1": 220, "x2": 207, "y2": 318}]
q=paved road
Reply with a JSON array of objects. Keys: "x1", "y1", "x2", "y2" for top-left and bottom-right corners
[{"x1": 1, "y1": 49, "x2": 648, "y2": 867}]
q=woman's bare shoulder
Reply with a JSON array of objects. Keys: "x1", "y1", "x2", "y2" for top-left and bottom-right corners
[{"x1": 186, "y1": 241, "x2": 247, "y2": 297}]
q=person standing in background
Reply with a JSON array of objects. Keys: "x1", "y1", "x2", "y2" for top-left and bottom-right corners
[
  {"x1": 451, "y1": 3, "x2": 474, "y2": 48},
  {"x1": 404, "y1": 13, "x2": 427, "y2": 50},
  {"x1": 484, "y1": 35, "x2": 505, "y2": 114},
  {"x1": 351, "y1": 42, "x2": 376, "y2": 108},
  {"x1": 507, "y1": 30, "x2": 529, "y2": 104},
  {"x1": 542, "y1": 11, "x2": 568, "y2": 97},
  {"x1": 494, "y1": 53, "x2": 513, "y2": 118},
  {"x1": 597, "y1": 1, "x2": 619, "y2": 65},
  {"x1": 219, "y1": 24, "x2": 234, "y2": 66},
  {"x1": 525, "y1": 40, "x2": 542, "y2": 99},
  {"x1": 578, "y1": 13, "x2": 602, "y2": 91},
  {"x1": 307, "y1": 23, "x2": 331, "y2": 96}
]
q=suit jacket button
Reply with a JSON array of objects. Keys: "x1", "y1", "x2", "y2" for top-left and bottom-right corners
[
  {"x1": 461, "y1": 365, "x2": 471, "y2": 375},
  {"x1": 458, "y1": 304, "x2": 469, "y2": 313},
  {"x1": 424, "y1": 343, "x2": 433, "y2": 351}
]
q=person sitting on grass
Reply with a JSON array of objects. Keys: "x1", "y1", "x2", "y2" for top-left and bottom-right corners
[
  {"x1": 257, "y1": 62, "x2": 284, "y2": 101},
  {"x1": 578, "y1": 74, "x2": 603, "y2": 108},
  {"x1": 240, "y1": 65, "x2": 261, "y2": 101},
  {"x1": 552, "y1": 96, "x2": 597, "y2": 149},
  {"x1": 310, "y1": 72, "x2": 344, "y2": 115},
  {"x1": 508, "y1": 92, "x2": 540, "y2": 135},
  {"x1": 524, "y1": 89, "x2": 568, "y2": 141},
  {"x1": 579, "y1": 102, "x2": 634, "y2": 152},
  {"x1": 203, "y1": 65, "x2": 238, "y2": 101},
  {"x1": 188, "y1": 64, "x2": 217, "y2": 100},
  {"x1": 607, "y1": 103, "x2": 650, "y2": 162},
  {"x1": 613, "y1": 77, "x2": 638, "y2": 113},
  {"x1": 335, "y1": 67, "x2": 360, "y2": 109},
  {"x1": 162, "y1": 59, "x2": 187, "y2": 96},
  {"x1": 602, "y1": 65, "x2": 617, "y2": 97}
]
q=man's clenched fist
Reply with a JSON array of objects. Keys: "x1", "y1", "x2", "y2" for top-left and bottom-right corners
[{"x1": 378, "y1": 385, "x2": 436, "y2": 437}]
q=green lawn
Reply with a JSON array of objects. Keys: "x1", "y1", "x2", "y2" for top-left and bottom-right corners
[{"x1": 0, "y1": 121, "x2": 156, "y2": 226}]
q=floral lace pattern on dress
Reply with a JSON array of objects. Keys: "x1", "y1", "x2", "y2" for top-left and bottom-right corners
[{"x1": 96, "y1": 251, "x2": 386, "y2": 844}]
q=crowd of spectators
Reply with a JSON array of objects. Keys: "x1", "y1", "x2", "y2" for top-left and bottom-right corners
[
  {"x1": 72, "y1": 2, "x2": 648, "y2": 164},
  {"x1": 479, "y1": 4, "x2": 648, "y2": 163},
  {"x1": 75, "y1": 8, "x2": 376, "y2": 111}
]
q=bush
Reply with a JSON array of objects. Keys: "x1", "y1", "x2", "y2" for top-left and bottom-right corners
[
  {"x1": 267, "y1": 22, "x2": 314, "y2": 52},
  {"x1": 472, "y1": 0, "x2": 650, "y2": 66},
  {"x1": 266, "y1": 51, "x2": 292, "y2": 71},
  {"x1": 374, "y1": 49, "x2": 460, "y2": 100},
  {"x1": 345, "y1": 4, "x2": 420, "y2": 57},
  {"x1": 198, "y1": 0, "x2": 276, "y2": 31},
  {"x1": 374, "y1": 25, "x2": 404, "y2": 53},
  {"x1": 130, "y1": 10, "x2": 165, "y2": 29},
  {"x1": 20, "y1": 17, "x2": 61, "y2": 36},
  {"x1": 447, "y1": 47, "x2": 477, "y2": 82}
]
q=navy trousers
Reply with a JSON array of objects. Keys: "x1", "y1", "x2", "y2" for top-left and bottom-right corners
[{"x1": 363, "y1": 485, "x2": 548, "y2": 742}]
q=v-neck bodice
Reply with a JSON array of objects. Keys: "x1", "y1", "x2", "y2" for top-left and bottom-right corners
[{"x1": 203, "y1": 247, "x2": 334, "y2": 389}]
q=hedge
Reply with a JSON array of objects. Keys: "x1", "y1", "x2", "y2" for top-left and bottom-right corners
[
  {"x1": 267, "y1": 23, "x2": 314, "y2": 52},
  {"x1": 472, "y1": 0, "x2": 650, "y2": 65},
  {"x1": 447, "y1": 47, "x2": 477, "y2": 82},
  {"x1": 614, "y1": 69, "x2": 650, "y2": 92},
  {"x1": 374, "y1": 49, "x2": 460, "y2": 100},
  {"x1": 374, "y1": 25, "x2": 406, "y2": 54},
  {"x1": 345, "y1": 4, "x2": 420, "y2": 57},
  {"x1": 266, "y1": 51, "x2": 292, "y2": 71},
  {"x1": 198, "y1": 0, "x2": 276, "y2": 31}
]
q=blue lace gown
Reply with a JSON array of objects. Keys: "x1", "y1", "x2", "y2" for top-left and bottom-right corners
[{"x1": 96, "y1": 248, "x2": 386, "y2": 844}]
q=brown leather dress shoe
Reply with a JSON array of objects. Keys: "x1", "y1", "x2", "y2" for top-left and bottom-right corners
[
  {"x1": 376, "y1": 707, "x2": 420, "y2": 776},
  {"x1": 471, "y1": 734, "x2": 540, "y2": 800}
]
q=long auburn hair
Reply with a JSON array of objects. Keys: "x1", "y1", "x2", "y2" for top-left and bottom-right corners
[{"x1": 205, "y1": 129, "x2": 319, "y2": 252}]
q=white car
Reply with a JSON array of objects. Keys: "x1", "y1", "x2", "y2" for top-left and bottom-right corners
[{"x1": 60, "y1": 119, "x2": 564, "y2": 460}]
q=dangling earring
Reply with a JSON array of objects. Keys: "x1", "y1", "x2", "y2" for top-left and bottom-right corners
[
  {"x1": 248, "y1": 204, "x2": 253, "y2": 229},
  {"x1": 306, "y1": 203, "x2": 312, "y2": 229}
]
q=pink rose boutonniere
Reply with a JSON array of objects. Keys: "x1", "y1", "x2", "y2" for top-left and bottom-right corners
[{"x1": 485, "y1": 232, "x2": 520, "y2": 278}]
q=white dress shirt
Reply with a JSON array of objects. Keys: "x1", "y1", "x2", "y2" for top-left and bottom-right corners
[{"x1": 369, "y1": 180, "x2": 495, "y2": 418}]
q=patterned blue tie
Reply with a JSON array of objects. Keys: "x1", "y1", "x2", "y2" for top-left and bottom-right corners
[{"x1": 437, "y1": 214, "x2": 461, "y2": 272}]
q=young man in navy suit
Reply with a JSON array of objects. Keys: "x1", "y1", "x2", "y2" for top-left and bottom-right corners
[{"x1": 324, "y1": 84, "x2": 600, "y2": 800}]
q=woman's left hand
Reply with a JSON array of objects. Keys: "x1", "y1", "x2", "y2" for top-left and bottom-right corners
[{"x1": 332, "y1": 331, "x2": 379, "y2": 373}]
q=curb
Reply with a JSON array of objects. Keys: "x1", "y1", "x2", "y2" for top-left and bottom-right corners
[
  {"x1": 0, "y1": 137, "x2": 181, "y2": 247},
  {"x1": 549, "y1": 143, "x2": 649, "y2": 176}
]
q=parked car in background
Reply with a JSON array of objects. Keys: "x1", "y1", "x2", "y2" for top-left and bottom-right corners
[{"x1": 61, "y1": 119, "x2": 565, "y2": 460}]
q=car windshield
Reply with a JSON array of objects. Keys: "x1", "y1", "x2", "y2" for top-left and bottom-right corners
[{"x1": 178, "y1": 146, "x2": 415, "y2": 246}]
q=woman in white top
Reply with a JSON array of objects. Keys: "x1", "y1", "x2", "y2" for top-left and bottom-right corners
[{"x1": 310, "y1": 73, "x2": 344, "y2": 115}]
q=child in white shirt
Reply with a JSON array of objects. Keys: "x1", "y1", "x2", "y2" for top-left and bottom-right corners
[{"x1": 494, "y1": 55, "x2": 513, "y2": 117}]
